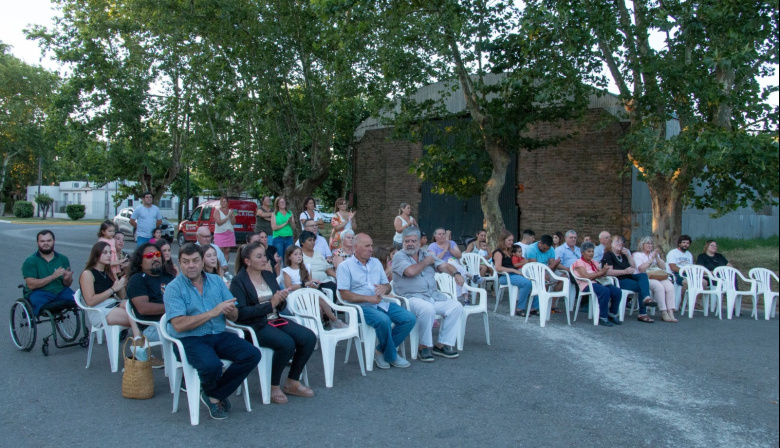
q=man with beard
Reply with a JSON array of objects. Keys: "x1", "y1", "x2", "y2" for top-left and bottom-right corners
[
  {"x1": 392, "y1": 226, "x2": 464, "y2": 362},
  {"x1": 126, "y1": 243, "x2": 174, "y2": 355},
  {"x1": 22, "y1": 230, "x2": 75, "y2": 315}
]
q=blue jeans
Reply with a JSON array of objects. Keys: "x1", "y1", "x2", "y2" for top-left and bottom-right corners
[
  {"x1": 362, "y1": 303, "x2": 416, "y2": 363},
  {"x1": 499, "y1": 273, "x2": 537, "y2": 311},
  {"x1": 29, "y1": 288, "x2": 75, "y2": 316},
  {"x1": 272, "y1": 236, "x2": 294, "y2": 268},
  {"x1": 178, "y1": 332, "x2": 261, "y2": 401},
  {"x1": 136, "y1": 236, "x2": 151, "y2": 245},
  {"x1": 584, "y1": 284, "x2": 622, "y2": 319},
  {"x1": 617, "y1": 274, "x2": 651, "y2": 314}
]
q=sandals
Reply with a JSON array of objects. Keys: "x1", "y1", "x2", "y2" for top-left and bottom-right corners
[
  {"x1": 283, "y1": 383, "x2": 314, "y2": 398},
  {"x1": 271, "y1": 388, "x2": 288, "y2": 404},
  {"x1": 637, "y1": 315, "x2": 655, "y2": 323},
  {"x1": 643, "y1": 297, "x2": 658, "y2": 307},
  {"x1": 529, "y1": 309, "x2": 540, "y2": 316},
  {"x1": 516, "y1": 309, "x2": 527, "y2": 317}
]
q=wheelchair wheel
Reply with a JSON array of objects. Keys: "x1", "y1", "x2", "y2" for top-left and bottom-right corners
[
  {"x1": 9, "y1": 300, "x2": 36, "y2": 351},
  {"x1": 55, "y1": 307, "x2": 81, "y2": 343}
]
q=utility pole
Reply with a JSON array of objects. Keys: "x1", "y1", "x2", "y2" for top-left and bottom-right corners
[
  {"x1": 36, "y1": 157, "x2": 42, "y2": 217},
  {"x1": 104, "y1": 140, "x2": 110, "y2": 219},
  {"x1": 185, "y1": 165, "x2": 190, "y2": 217}
]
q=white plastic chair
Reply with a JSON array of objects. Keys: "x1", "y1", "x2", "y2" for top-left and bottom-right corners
[
  {"x1": 126, "y1": 301, "x2": 169, "y2": 387},
  {"x1": 227, "y1": 322, "x2": 309, "y2": 405},
  {"x1": 460, "y1": 253, "x2": 497, "y2": 295},
  {"x1": 609, "y1": 277, "x2": 637, "y2": 322},
  {"x1": 521, "y1": 262, "x2": 571, "y2": 326},
  {"x1": 713, "y1": 267, "x2": 758, "y2": 320},
  {"x1": 337, "y1": 290, "x2": 407, "y2": 370},
  {"x1": 434, "y1": 273, "x2": 490, "y2": 349},
  {"x1": 158, "y1": 314, "x2": 253, "y2": 425},
  {"x1": 679, "y1": 265, "x2": 721, "y2": 319},
  {"x1": 287, "y1": 289, "x2": 364, "y2": 387},
  {"x1": 569, "y1": 268, "x2": 601, "y2": 325},
  {"x1": 74, "y1": 290, "x2": 128, "y2": 373},
  {"x1": 748, "y1": 268, "x2": 778, "y2": 320}
]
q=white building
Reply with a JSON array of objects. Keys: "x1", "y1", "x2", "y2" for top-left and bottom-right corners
[{"x1": 26, "y1": 181, "x2": 181, "y2": 220}]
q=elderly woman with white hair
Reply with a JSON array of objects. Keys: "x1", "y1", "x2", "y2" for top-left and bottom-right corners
[
  {"x1": 633, "y1": 236, "x2": 677, "y2": 322},
  {"x1": 332, "y1": 228, "x2": 356, "y2": 269}
]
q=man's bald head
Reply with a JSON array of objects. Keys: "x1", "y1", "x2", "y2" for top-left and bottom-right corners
[{"x1": 354, "y1": 233, "x2": 374, "y2": 262}]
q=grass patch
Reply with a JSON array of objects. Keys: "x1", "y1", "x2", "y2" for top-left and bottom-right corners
[{"x1": 690, "y1": 236, "x2": 779, "y2": 253}]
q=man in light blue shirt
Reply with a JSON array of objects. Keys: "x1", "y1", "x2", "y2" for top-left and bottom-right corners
[
  {"x1": 525, "y1": 235, "x2": 561, "y2": 270},
  {"x1": 554, "y1": 230, "x2": 581, "y2": 272},
  {"x1": 130, "y1": 192, "x2": 163, "y2": 245},
  {"x1": 337, "y1": 233, "x2": 416, "y2": 370},
  {"x1": 164, "y1": 243, "x2": 260, "y2": 420}
]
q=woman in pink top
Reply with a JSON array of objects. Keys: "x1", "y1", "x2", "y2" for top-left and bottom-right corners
[
  {"x1": 572, "y1": 242, "x2": 622, "y2": 327},
  {"x1": 633, "y1": 236, "x2": 677, "y2": 322}
]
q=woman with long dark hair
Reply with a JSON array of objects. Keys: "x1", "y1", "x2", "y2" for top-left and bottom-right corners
[
  {"x1": 230, "y1": 243, "x2": 316, "y2": 404},
  {"x1": 78, "y1": 241, "x2": 140, "y2": 337}
]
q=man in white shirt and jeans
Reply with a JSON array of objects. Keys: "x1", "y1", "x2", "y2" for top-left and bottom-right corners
[{"x1": 666, "y1": 234, "x2": 693, "y2": 298}]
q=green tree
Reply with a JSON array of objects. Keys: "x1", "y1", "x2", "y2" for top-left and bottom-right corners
[
  {"x1": 324, "y1": 0, "x2": 595, "y2": 246},
  {"x1": 0, "y1": 42, "x2": 58, "y2": 201},
  {"x1": 530, "y1": 0, "x2": 779, "y2": 249}
]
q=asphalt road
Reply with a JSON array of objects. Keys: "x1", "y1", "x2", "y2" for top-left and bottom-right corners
[{"x1": 1, "y1": 222, "x2": 778, "y2": 447}]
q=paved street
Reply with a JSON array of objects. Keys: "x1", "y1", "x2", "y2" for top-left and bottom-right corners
[{"x1": 1, "y1": 222, "x2": 778, "y2": 447}]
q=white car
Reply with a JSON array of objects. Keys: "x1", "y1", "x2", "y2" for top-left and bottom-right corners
[
  {"x1": 315, "y1": 204, "x2": 334, "y2": 224},
  {"x1": 113, "y1": 207, "x2": 175, "y2": 242}
]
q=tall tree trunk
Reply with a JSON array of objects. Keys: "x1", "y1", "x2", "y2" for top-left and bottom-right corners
[
  {"x1": 646, "y1": 175, "x2": 683, "y2": 253},
  {"x1": 481, "y1": 138, "x2": 509, "y2": 248}
]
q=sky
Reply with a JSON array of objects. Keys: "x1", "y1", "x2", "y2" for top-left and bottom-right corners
[{"x1": 1, "y1": 0, "x2": 777, "y2": 108}]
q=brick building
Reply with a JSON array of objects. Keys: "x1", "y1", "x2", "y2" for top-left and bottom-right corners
[{"x1": 351, "y1": 78, "x2": 633, "y2": 247}]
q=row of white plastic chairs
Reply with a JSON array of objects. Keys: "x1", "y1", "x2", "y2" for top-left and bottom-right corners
[
  {"x1": 73, "y1": 275, "x2": 493, "y2": 425},
  {"x1": 459, "y1": 253, "x2": 779, "y2": 327}
]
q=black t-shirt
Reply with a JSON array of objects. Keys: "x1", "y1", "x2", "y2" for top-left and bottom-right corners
[
  {"x1": 492, "y1": 249, "x2": 514, "y2": 270},
  {"x1": 601, "y1": 251, "x2": 632, "y2": 280},
  {"x1": 126, "y1": 272, "x2": 175, "y2": 321},
  {"x1": 696, "y1": 253, "x2": 729, "y2": 272}
]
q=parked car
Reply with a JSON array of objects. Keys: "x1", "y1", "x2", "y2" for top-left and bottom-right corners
[
  {"x1": 177, "y1": 199, "x2": 257, "y2": 246},
  {"x1": 315, "y1": 204, "x2": 334, "y2": 224},
  {"x1": 113, "y1": 207, "x2": 175, "y2": 243}
]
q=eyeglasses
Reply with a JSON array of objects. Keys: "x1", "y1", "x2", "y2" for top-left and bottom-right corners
[{"x1": 142, "y1": 251, "x2": 162, "y2": 259}]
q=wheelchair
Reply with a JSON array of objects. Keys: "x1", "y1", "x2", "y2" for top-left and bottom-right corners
[{"x1": 9, "y1": 285, "x2": 88, "y2": 356}]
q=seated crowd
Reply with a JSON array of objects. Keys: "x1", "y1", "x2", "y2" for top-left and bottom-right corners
[{"x1": 20, "y1": 197, "x2": 760, "y2": 421}]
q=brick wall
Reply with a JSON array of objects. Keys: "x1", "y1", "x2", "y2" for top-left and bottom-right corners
[
  {"x1": 354, "y1": 108, "x2": 632, "y2": 248},
  {"x1": 517, "y1": 109, "x2": 632, "y2": 242},
  {"x1": 353, "y1": 127, "x2": 423, "y2": 247}
]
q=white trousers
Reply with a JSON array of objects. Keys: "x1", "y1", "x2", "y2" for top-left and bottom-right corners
[{"x1": 408, "y1": 296, "x2": 463, "y2": 347}]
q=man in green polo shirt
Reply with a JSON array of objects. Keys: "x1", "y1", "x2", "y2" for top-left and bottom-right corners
[{"x1": 22, "y1": 230, "x2": 75, "y2": 315}]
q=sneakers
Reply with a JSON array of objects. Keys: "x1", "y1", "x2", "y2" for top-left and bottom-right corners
[
  {"x1": 374, "y1": 352, "x2": 390, "y2": 369},
  {"x1": 331, "y1": 319, "x2": 348, "y2": 329},
  {"x1": 471, "y1": 275, "x2": 485, "y2": 284},
  {"x1": 390, "y1": 356, "x2": 411, "y2": 368},
  {"x1": 432, "y1": 345, "x2": 459, "y2": 359},
  {"x1": 608, "y1": 315, "x2": 622, "y2": 325},
  {"x1": 220, "y1": 397, "x2": 232, "y2": 413},
  {"x1": 200, "y1": 390, "x2": 228, "y2": 420},
  {"x1": 418, "y1": 348, "x2": 435, "y2": 362},
  {"x1": 599, "y1": 317, "x2": 614, "y2": 327}
]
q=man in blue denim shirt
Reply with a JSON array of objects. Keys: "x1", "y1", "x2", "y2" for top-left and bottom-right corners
[{"x1": 164, "y1": 243, "x2": 261, "y2": 420}]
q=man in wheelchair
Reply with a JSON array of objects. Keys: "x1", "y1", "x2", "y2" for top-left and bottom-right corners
[{"x1": 22, "y1": 230, "x2": 75, "y2": 315}]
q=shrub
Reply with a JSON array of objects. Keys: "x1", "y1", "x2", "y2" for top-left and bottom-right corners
[
  {"x1": 34, "y1": 193, "x2": 54, "y2": 220},
  {"x1": 13, "y1": 201, "x2": 34, "y2": 218},
  {"x1": 65, "y1": 204, "x2": 86, "y2": 220}
]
